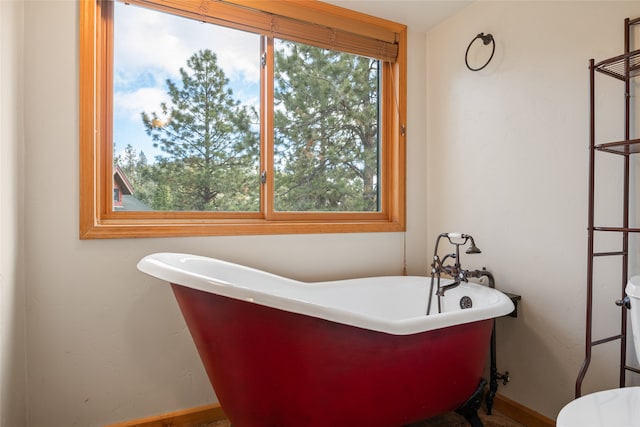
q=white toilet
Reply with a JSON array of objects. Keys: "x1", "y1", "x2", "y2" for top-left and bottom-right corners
[{"x1": 557, "y1": 276, "x2": 640, "y2": 427}]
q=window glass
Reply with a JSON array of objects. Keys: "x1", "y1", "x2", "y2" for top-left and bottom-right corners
[
  {"x1": 273, "y1": 39, "x2": 380, "y2": 212},
  {"x1": 113, "y1": 3, "x2": 261, "y2": 212}
]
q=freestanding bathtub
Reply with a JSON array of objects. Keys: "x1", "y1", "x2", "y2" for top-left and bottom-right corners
[{"x1": 137, "y1": 253, "x2": 514, "y2": 427}]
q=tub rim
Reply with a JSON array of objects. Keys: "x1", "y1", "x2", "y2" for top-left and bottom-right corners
[{"x1": 137, "y1": 252, "x2": 515, "y2": 335}]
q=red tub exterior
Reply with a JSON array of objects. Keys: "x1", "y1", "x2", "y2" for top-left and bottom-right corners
[{"x1": 172, "y1": 284, "x2": 493, "y2": 427}]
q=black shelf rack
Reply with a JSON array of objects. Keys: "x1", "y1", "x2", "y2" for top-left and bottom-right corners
[{"x1": 576, "y1": 17, "x2": 640, "y2": 398}]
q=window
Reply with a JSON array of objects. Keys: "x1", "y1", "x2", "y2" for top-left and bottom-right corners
[{"x1": 80, "y1": 0, "x2": 406, "y2": 238}]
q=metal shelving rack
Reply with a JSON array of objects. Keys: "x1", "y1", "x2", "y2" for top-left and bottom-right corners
[{"x1": 576, "y1": 17, "x2": 640, "y2": 398}]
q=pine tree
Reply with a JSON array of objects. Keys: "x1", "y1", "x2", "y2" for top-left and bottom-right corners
[
  {"x1": 141, "y1": 49, "x2": 259, "y2": 211},
  {"x1": 273, "y1": 40, "x2": 379, "y2": 212}
]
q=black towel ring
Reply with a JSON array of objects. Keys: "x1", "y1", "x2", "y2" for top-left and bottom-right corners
[{"x1": 465, "y1": 33, "x2": 495, "y2": 71}]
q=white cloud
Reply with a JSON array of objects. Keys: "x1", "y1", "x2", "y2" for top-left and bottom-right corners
[
  {"x1": 112, "y1": 1, "x2": 261, "y2": 162},
  {"x1": 114, "y1": 87, "x2": 169, "y2": 121},
  {"x1": 114, "y1": 2, "x2": 260, "y2": 86}
]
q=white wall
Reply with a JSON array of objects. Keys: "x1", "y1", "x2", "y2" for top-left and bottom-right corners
[
  {"x1": 21, "y1": 2, "x2": 427, "y2": 426},
  {"x1": 427, "y1": 0, "x2": 640, "y2": 419},
  {"x1": 0, "y1": 0, "x2": 27, "y2": 426}
]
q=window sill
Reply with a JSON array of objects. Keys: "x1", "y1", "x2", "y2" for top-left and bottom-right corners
[{"x1": 79, "y1": 218, "x2": 406, "y2": 239}]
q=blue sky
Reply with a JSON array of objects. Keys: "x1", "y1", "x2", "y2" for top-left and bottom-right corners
[{"x1": 113, "y1": 2, "x2": 260, "y2": 162}]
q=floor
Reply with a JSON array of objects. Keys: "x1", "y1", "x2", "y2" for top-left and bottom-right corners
[
  {"x1": 408, "y1": 409, "x2": 526, "y2": 427},
  {"x1": 204, "y1": 408, "x2": 525, "y2": 427}
]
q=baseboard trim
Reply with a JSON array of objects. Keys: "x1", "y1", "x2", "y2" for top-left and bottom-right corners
[
  {"x1": 493, "y1": 393, "x2": 555, "y2": 427},
  {"x1": 103, "y1": 403, "x2": 226, "y2": 427},
  {"x1": 104, "y1": 393, "x2": 555, "y2": 427}
]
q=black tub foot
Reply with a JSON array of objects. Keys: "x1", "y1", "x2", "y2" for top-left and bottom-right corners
[{"x1": 455, "y1": 378, "x2": 486, "y2": 427}]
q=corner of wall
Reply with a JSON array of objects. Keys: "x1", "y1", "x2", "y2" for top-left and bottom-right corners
[{"x1": 0, "y1": 0, "x2": 28, "y2": 425}]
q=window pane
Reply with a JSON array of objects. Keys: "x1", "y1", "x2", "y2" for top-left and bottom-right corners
[
  {"x1": 273, "y1": 39, "x2": 380, "y2": 212},
  {"x1": 113, "y1": 2, "x2": 261, "y2": 212}
]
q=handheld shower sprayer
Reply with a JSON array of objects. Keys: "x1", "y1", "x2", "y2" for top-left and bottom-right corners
[
  {"x1": 465, "y1": 236, "x2": 482, "y2": 255},
  {"x1": 439, "y1": 233, "x2": 482, "y2": 255}
]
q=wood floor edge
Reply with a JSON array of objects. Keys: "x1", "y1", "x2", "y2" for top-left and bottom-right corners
[
  {"x1": 493, "y1": 393, "x2": 555, "y2": 427},
  {"x1": 103, "y1": 403, "x2": 226, "y2": 427},
  {"x1": 104, "y1": 394, "x2": 555, "y2": 427}
]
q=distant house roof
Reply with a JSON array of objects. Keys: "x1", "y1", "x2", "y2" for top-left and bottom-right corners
[
  {"x1": 113, "y1": 166, "x2": 152, "y2": 211},
  {"x1": 114, "y1": 166, "x2": 135, "y2": 195},
  {"x1": 122, "y1": 195, "x2": 151, "y2": 211}
]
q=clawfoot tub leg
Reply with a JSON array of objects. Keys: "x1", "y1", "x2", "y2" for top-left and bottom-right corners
[{"x1": 455, "y1": 378, "x2": 486, "y2": 427}]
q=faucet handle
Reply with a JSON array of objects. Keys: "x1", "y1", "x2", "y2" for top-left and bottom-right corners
[{"x1": 616, "y1": 296, "x2": 631, "y2": 310}]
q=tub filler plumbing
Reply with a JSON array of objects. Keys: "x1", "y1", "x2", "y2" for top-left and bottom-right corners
[
  {"x1": 427, "y1": 232, "x2": 482, "y2": 315},
  {"x1": 428, "y1": 232, "x2": 515, "y2": 415}
]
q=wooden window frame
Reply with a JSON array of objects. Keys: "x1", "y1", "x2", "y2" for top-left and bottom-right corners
[{"x1": 79, "y1": 0, "x2": 407, "y2": 239}]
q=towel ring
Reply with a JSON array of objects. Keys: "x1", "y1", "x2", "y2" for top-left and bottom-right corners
[{"x1": 465, "y1": 33, "x2": 495, "y2": 71}]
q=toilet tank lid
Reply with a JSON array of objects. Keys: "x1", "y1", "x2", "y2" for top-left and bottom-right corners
[{"x1": 626, "y1": 276, "x2": 640, "y2": 298}]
